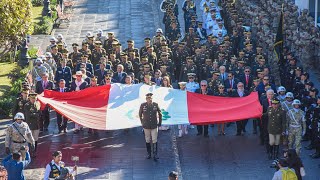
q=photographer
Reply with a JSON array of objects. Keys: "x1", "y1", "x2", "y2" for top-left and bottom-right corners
[
  {"x1": 272, "y1": 158, "x2": 297, "y2": 180},
  {"x1": 44, "y1": 151, "x2": 77, "y2": 180},
  {"x1": 2, "y1": 146, "x2": 31, "y2": 180},
  {"x1": 285, "y1": 149, "x2": 305, "y2": 180}
]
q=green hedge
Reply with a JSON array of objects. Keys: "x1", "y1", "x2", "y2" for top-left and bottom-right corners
[{"x1": 33, "y1": 16, "x2": 54, "y2": 34}]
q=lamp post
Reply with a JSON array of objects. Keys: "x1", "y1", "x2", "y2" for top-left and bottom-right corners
[{"x1": 42, "y1": 0, "x2": 52, "y2": 17}]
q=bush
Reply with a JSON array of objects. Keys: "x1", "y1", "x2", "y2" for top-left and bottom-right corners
[
  {"x1": 31, "y1": 0, "x2": 42, "y2": 6},
  {"x1": 28, "y1": 46, "x2": 39, "y2": 59},
  {"x1": 33, "y1": 16, "x2": 53, "y2": 34},
  {"x1": 0, "y1": 66, "x2": 30, "y2": 118}
]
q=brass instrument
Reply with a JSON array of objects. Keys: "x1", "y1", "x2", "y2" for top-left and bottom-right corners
[{"x1": 160, "y1": 0, "x2": 177, "y2": 13}]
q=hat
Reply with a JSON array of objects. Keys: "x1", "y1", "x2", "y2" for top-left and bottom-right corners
[
  {"x1": 146, "y1": 93, "x2": 153, "y2": 97},
  {"x1": 271, "y1": 98, "x2": 280, "y2": 104},
  {"x1": 295, "y1": 67, "x2": 302, "y2": 71},
  {"x1": 94, "y1": 41, "x2": 102, "y2": 45},
  {"x1": 205, "y1": 59, "x2": 212, "y2": 62},
  {"x1": 91, "y1": 76, "x2": 98, "y2": 81},
  {"x1": 28, "y1": 93, "x2": 37, "y2": 99},
  {"x1": 178, "y1": 82, "x2": 187, "y2": 86},
  {"x1": 96, "y1": 29, "x2": 103, "y2": 34},
  {"x1": 108, "y1": 32, "x2": 114, "y2": 36},
  {"x1": 144, "y1": 37, "x2": 151, "y2": 41},
  {"x1": 187, "y1": 73, "x2": 196, "y2": 77},
  {"x1": 45, "y1": 52, "x2": 52, "y2": 58},
  {"x1": 57, "y1": 34, "x2": 63, "y2": 39},
  {"x1": 74, "y1": 71, "x2": 83, "y2": 77},
  {"x1": 156, "y1": 28, "x2": 163, "y2": 33},
  {"x1": 212, "y1": 71, "x2": 220, "y2": 75},
  {"x1": 306, "y1": 81, "x2": 314, "y2": 86},
  {"x1": 127, "y1": 40, "x2": 134, "y2": 44},
  {"x1": 120, "y1": 52, "x2": 128, "y2": 57},
  {"x1": 81, "y1": 54, "x2": 89, "y2": 58},
  {"x1": 72, "y1": 43, "x2": 79, "y2": 47},
  {"x1": 238, "y1": 60, "x2": 245, "y2": 64},
  {"x1": 86, "y1": 31, "x2": 94, "y2": 37},
  {"x1": 253, "y1": 78, "x2": 260, "y2": 82},
  {"x1": 49, "y1": 37, "x2": 57, "y2": 42}
]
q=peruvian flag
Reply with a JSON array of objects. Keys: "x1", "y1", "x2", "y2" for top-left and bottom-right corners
[{"x1": 37, "y1": 84, "x2": 262, "y2": 130}]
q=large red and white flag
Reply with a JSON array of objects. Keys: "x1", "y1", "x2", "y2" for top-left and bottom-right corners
[{"x1": 37, "y1": 84, "x2": 262, "y2": 130}]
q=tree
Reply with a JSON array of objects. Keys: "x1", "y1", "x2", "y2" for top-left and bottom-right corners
[{"x1": 0, "y1": 0, "x2": 32, "y2": 59}]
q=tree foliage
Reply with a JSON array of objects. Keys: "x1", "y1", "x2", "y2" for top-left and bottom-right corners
[{"x1": 0, "y1": 0, "x2": 33, "y2": 58}]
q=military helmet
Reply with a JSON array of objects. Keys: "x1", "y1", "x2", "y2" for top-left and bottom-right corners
[
  {"x1": 292, "y1": 99, "x2": 301, "y2": 105},
  {"x1": 277, "y1": 86, "x2": 286, "y2": 93},
  {"x1": 14, "y1": 112, "x2": 25, "y2": 120},
  {"x1": 285, "y1": 92, "x2": 294, "y2": 98}
]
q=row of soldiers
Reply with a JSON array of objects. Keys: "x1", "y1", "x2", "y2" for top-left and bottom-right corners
[{"x1": 18, "y1": 0, "x2": 320, "y2": 162}]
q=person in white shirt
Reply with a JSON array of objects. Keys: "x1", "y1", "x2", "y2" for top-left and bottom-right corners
[
  {"x1": 44, "y1": 151, "x2": 76, "y2": 180},
  {"x1": 186, "y1": 73, "x2": 199, "y2": 93},
  {"x1": 178, "y1": 82, "x2": 189, "y2": 137}
]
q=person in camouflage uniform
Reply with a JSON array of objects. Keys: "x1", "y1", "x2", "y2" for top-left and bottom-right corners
[
  {"x1": 31, "y1": 58, "x2": 48, "y2": 87},
  {"x1": 286, "y1": 99, "x2": 307, "y2": 155},
  {"x1": 5, "y1": 113, "x2": 35, "y2": 160}
]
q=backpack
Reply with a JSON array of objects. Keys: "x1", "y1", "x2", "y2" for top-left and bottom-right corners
[{"x1": 281, "y1": 168, "x2": 298, "y2": 180}]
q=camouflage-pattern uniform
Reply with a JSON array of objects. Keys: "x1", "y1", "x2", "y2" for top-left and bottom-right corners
[
  {"x1": 5, "y1": 121, "x2": 35, "y2": 159},
  {"x1": 286, "y1": 109, "x2": 307, "y2": 154}
]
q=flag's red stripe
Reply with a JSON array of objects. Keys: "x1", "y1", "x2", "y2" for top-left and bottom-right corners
[
  {"x1": 38, "y1": 85, "x2": 111, "y2": 130},
  {"x1": 187, "y1": 92, "x2": 262, "y2": 125}
]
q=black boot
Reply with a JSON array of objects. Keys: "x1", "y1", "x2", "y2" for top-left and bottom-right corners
[
  {"x1": 253, "y1": 120, "x2": 257, "y2": 134},
  {"x1": 153, "y1": 143, "x2": 159, "y2": 161},
  {"x1": 268, "y1": 145, "x2": 273, "y2": 160},
  {"x1": 146, "y1": 143, "x2": 151, "y2": 159},
  {"x1": 274, "y1": 145, "x2": 279, "y2": 160}
]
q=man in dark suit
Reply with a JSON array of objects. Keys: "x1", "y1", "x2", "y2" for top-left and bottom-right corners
[
  {"x1": 256, "y1": 75, "x2": 277, "y2": 96},
  {"x1": 95, "y1": 63, "x2": 108, "y2": 85},
  {"x1": 35, "y1": 73, "x2": 55, "y2": 132},
  {"x1": 195, "y1": 80, "x2": 214, "y2": 137},
  {"x1": 232, "y1": 82, "x2": 249, "y2": 136},
  {"x1": 152, "y1": 70, "x2": 163, "y2": 86},
  {"x1": 112, "y1": 64, "x2": 127, "y2": 83},
  {"x1": 239, "y1": 67, "x2": 253, "y2": 91},
  {"x1": 224, "y1": 72, "x2": 238, "y2": 95},
  {"x1": 54, "y1": 59, "x2": 72, "y2": 87},
  {"x1": 55, "y1": 79, "x2": 69, "y2": 133}
]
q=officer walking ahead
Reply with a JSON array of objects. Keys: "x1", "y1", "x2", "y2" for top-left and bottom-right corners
[
  {"x1": 139, "y1": 93, "x2": 162, "y2": 161},
  {"x1": 5, "y1": 113, "x2": 35, "y2": 160}
]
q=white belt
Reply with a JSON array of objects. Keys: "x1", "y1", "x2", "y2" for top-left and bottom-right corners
[{"x1": 290, "y1": 124, "x2": 301, "y2": 128}]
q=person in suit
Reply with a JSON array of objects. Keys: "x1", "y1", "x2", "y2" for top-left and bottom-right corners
[
  {"x1": 55, "y1": 79, "x2": 69, "y2": 133},
  {"x1": 80, "y1": 68, "x2": 91, "y2": 85},
  {"x1": 95, "y1": 63, "x2": 108, "y2": 85},
  {"x1": 232, "y1": 82, "x2": 249, "y2": 136},
  {"x1": 70, "y1": 71, "x2": 88, "y2": 134},
  {"x1": 54, "y1": 59, "x2": 72, "y2": 87},
  {"x1": 35, "y1": 73, "x2": 54, "y2": 132},
  {"x1": 239, "y1": 67, "x2": 253, "y2": 91},
  {"x1": 256, "y1": 75, "x2": 277, "y2": 96},
  {"x1": 224, "y1": 72, "x2": 238, "y2": 95},
  {"x1": 218, "y1": 65, "x2": 228, "y2": 82},
  {"x1": 214, "y1": 84, "x2": 229, "y2": 135},
  {"x1": 152, "y1": 70, "x2": 163, "y2": 86},
  {"x1": 195, "y1": 80, "x2": 214, "y2": 137},
  {"x1": 112, "y1": 64, "x2": 127, "y2": 83}
]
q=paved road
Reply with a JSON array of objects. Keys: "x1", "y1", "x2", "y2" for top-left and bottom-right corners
[{"x1": 12, "y1": 0, "x2": 320, "y2": 179}]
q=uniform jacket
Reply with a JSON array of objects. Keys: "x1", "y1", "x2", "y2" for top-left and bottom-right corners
[
  {"x1": 35, "y1": 80, "x2": 55, "y2": 94},
  {"x1": 139, "y1": 102, "x2": 162, "y2": 129},
  {"x1": 267, "y1": 107, "x2": 286, "y2": 134},
  {"x1": 54, "y1": 66, "x2": 72, "y2": 86},
  {"x1": 12, "y1": 97, "x2": 28, "y2": 117},
  {"x1": 24, "y1": 101, "x2": 41, "y2": 130}
]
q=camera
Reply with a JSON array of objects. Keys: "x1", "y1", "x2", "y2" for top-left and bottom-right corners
[
  {"x1": 270, "y1": 159, "x2": 280, "y2": 170},
  {"x1": 71, "y1": 156, "x2": 79, "y2": 161}
]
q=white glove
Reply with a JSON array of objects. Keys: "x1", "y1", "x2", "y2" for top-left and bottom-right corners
[
  {"x1": 308, "y1": 125, "x2": 312, "y2": 129},
  {"x1": 302, "y1": 131, "x2": 306, "y2": 136}
]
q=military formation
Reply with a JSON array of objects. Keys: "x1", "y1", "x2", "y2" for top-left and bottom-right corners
[{"x1": 4, "y1": 0, "x2": 320, "y2": 169}]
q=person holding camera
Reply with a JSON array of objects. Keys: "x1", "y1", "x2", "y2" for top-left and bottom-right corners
[
  {"x1": 44, "y1": 151, "x2": 77, "y2": 180},
  {"x1": 139, "y1": 93, "x2": 162, "y2": 161},
  {"x1": 5, "y1": 112, "x2": 35, "y2": 160},
  {"x1": 267, "y1": 98, "x2": 286, "y2": 160},
  {"x1": 272, "y1": 158, "x2": 297, "y2": 180},
  {"x1": 2, "y1": 146, "x2": 31, "y2": 180}
]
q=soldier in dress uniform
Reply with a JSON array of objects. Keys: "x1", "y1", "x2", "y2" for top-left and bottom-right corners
[
  {"x1": 267, "y1": 98, "x2": 286, "y2": 160},
  {"x1": 179, "y1": 57, "x2": 197, "y2": 82},
  {"x1": 286, "y1": 99, "x2": 307, "y2": 155},
  {"x1": 79, "y1": 42, "x2": 92, "y2": 61},
  {"x1": 103, "y1": 32, "x2": 117, "y2": 54},
  {"x1": 124, "y1": 40, "x2": 139, "y2": 57},
  {"x1": 24, "y1": 93, "x2": 41, "y2": 157},
  {"x1": 55, "y1": 59, "x2": 72, "y2": 87},
  {"x1": 309, "y1": 97, "x2": 320, "y2": 158},
  {"x1": 51, "y1": 45, "x2": 63, "y2": 65},
  {"x1": 186, "y1": 73, "x2": 199, "y2": 92},
  {"x1": 139, "y1": 93, "x2": 162, "y2": 161},
  {"x1": 208, "y1": 71, "x2": 221, "y2": 94},
  {"x1": 5, "y1": 113, "x2": 35, "y2": 160},
  {"x1": 91, "y1": 41, "x2": 107, "y2": 68},
  {"x1": 119, "y1": 53, "x2": 134, "y2": 73},
  {"x1": 12, "y1": 89, "x2": 29, "y2": 118}
]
